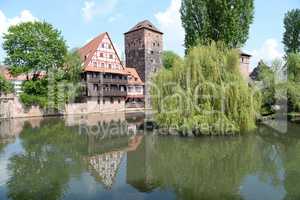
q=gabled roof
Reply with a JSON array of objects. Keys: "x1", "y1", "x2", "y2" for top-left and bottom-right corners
[
  {"x1": 126, "y1": 67, "x2": 144, "y2": 85},
  {"x1": 78, "y1": 32, "x2": 127, "y2": 74},
  {"x1": 78, "y1": 32, "x2": 106, "y2": 68},
  {"x1": 125, "y1": 20, "x2": 163, "y2": 35}
]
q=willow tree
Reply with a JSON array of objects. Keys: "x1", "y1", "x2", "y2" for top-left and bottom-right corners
[{"x1": 151, "y1": 43, "x2": 261, "y2": 135}]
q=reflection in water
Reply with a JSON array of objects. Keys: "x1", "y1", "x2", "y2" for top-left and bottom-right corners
[{"x1": 0, "y1": 115, "x2": 300, "y2": 200}]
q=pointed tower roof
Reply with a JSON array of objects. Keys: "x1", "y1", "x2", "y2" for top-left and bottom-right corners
[{"x1": 125, "y1": 20, "x2": 163, "y2": 35}]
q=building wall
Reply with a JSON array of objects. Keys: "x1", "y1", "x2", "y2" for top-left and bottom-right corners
[
  {"x1": 0, "y1": 94, "x2": 126, "y2": 119},
  {"x1": 240, "y1": 55, "x2": 251, "y2": 79},
  {"x1": 127, "y1": 85, "x2": 144, "y2": 96},
  {"x1": 125, "y1": 29, "x2": 163, "y2": 109}
]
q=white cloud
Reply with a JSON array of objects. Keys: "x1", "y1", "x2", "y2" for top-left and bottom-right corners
[
  {"x1": 0, "y1": 10, "x2": 38, "y2": 62},
  {"x1": 155, "y1": 0, "x2": 185, "y2": 56},
  {"x1": 82, "y1": 0, "x2": 119, "y2": 22},
  {"x1": 249, "y1": 38, "x2": 284, "y2": 70},
  {"x1": 0, "y1": 10, "x2": 37, "y2": 37}
]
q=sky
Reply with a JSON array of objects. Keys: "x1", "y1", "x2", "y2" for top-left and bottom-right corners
[{"x1": 0, "y1": 0, "x2": 299, "y2": 70}]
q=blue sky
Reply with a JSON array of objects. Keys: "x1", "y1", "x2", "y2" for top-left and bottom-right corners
[{"x1": 0, "y1": 0, "x2": 299, "y2": 69}]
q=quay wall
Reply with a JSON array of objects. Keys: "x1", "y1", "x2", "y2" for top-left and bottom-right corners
[{"x1": 0, "y1": 95, "x2": 144, "y2": 119}]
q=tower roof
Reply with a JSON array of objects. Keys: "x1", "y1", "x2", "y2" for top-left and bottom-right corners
[{"x1": 125, "y1": 20, "x2": 163, "y2": 35}]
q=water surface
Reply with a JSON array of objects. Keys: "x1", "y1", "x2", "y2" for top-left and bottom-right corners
[{"x1": 0, "y1": 113, "x2": 299, "y2": 200}]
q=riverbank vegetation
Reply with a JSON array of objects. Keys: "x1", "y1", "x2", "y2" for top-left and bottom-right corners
[
  {"x1": 0, "y1": 75, "x2": 14, "y2": 95},
  {"x1": 151, "y1": 43, "x2": 261, "y2": 135}
]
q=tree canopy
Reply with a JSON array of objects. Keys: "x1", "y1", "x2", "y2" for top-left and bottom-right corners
[
  {"x1": 3, "y1": 21, "x2": 67, "y2": 75},
  {"x1": 180, "y1": 0, "x2": 254, "y2": 50},
  {"x1": 151, "y1": 42, "x2": 260, "y2": 135},
  {"x1": 283, "y1": 9, "x2": 300, "y2": 54},
  {"x1": 162, "y1": 51, "x2": 181, "y2": 69}
]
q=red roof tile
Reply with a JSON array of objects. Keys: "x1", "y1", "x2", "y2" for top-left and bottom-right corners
[{"x1": 126, "y1": 67, "x2": 144, "y2": 85}]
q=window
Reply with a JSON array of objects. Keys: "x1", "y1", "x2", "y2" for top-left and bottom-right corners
[
  {"x1": 108, "y1": 64, "x2": 112, "y2": 68},
  {"x1": 109, "y1": 54, "x2": 113, "y2": 59},
  {"x1": 101, "y1": 63, "x2": 105, "y2": 67},
  {"x1": 93, "y1": 62, "x2": 97, "y2": 67},
  {"x1": 136, "y1": 86, "x2": 142, "y2": 93},
  {"x1": 118, "y1": 99, "x2": 121, "y2": 104},
  {"x1": 108, "y1": 44, "x2": 112, "y2": 49},
  {"x1": 103, "y1": 99, "x2": 106, "y2": 104},
  {"x1": 157, "y1": 43, "x2": 160, "y2": 47},
  {"x1": 151, "y1": 51, "x2": 154, "y2": 55},
  {"x1": 110, "y1": 98, "x2": 114, "y2": 104},
  {"x1": 93, "y1": 84, "x2": 99, "y2": 91},
  {"x1": 100, "y1": 53, "x2": 104, "y2": 57},
  {"x1": 102, "y1": 43, "x2": 105, "y2": 48},
  {"x1": 153, "y1": 43, "x2": 156, "y2": 47}
]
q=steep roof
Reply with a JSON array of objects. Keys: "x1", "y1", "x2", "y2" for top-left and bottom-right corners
[
  {"x1": 78, "y1": 32, "x2": 106, "y2": 68},
  {"x1": 125, "y1": 20, "x2": 163, "y2": 35},
  {"x1": 78, "y1": 32, "x2": 127, "y2": 75},
  {"x1": 126, "y1": 67, "x2": 144, "y2": 85}
]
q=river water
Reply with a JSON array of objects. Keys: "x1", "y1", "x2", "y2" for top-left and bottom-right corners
[{"x1": 0, "y1": 113, "x2": 299, "y2": 200}]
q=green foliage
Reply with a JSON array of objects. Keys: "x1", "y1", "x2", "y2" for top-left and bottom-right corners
[
  {"x1": 20, "y1": 79, "x2": 48, "y2": 108},
  {"x1": 18, "y1": 49, "x2": 83, "y2": 109},
  {"x1": 251, "y1": 61, "x2": 277, "y2": 115},
  {"x1": 3, "y1": 21, "x2": 67, "y2": 75},
  {"x1": 180, "y1": 0, "x2": 254, "y2": 50},
  {"x1": 151, "y1": 42, "x2": 260, "y2": 135},
  {"x1": 283, "y1": 9, "x2": 300, "y2": 54},
  {"x1": 162, "y1": 51, "x2": 181, "y2": 69},
  {"x1": 0, "y1": 75, "x2": 14, "y2": 94},
  {"x1": 63, "y1": 50, "x2": 83, "y2": 83},
  {"x1": 285, "y1": 53, "x2": 300, "y2": 112}
]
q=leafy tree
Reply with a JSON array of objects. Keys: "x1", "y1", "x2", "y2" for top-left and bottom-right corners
[
  {"x1": 283, "y1": 9, "x2": 300, "y2": 54},
  {"x1": 180, "y1": 0, "x2": 254, "y2": 50},
  {"x1": 251, "y1": 61, "x2": 277, "y2": 115},
  {"x1": 63, "y1": 50, "x2": 83, "y2": 83},
  {"x1": 151, "y1": 42, "x2": 261, "y2": 135},
  {"x1": 0, "y1": 75, "x2": 14, "y2": 94},
  {"x1": 3, "y1": 21, "x2": 67, "y2": 75},
  {"x1": 285, "y1": 53, "x2": 300, "y2": 112},
  {"x1": 162, "y1": 51, "x2": 181, "y2": 69}
]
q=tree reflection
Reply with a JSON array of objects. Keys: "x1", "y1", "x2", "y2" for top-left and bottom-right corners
[
  {"x1": 127, "y1": 132, "x2": 283, "y2": 200},
  {"x1": 7, "y1": 119, "x2": 85, "y2": 200}
]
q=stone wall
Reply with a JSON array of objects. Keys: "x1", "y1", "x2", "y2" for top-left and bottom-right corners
[
  {"x1": 0, "y1": 95, "x2": 131, "y2": 119},
  {"x1": 125, "y1": 28, "x2": 163, "y2": 109}
]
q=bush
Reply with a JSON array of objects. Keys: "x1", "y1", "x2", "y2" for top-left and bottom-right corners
[
  {"x1": 151, "y1": 42, "x2": 261, "y2": 135},
  {"x1": 0, "y1": 75, "x2": 14, "y2": 95}
]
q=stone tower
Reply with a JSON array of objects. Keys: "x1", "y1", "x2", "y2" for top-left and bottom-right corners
[{"x1": 124, "y1": 20, "x2": 163, "y2": 109}]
